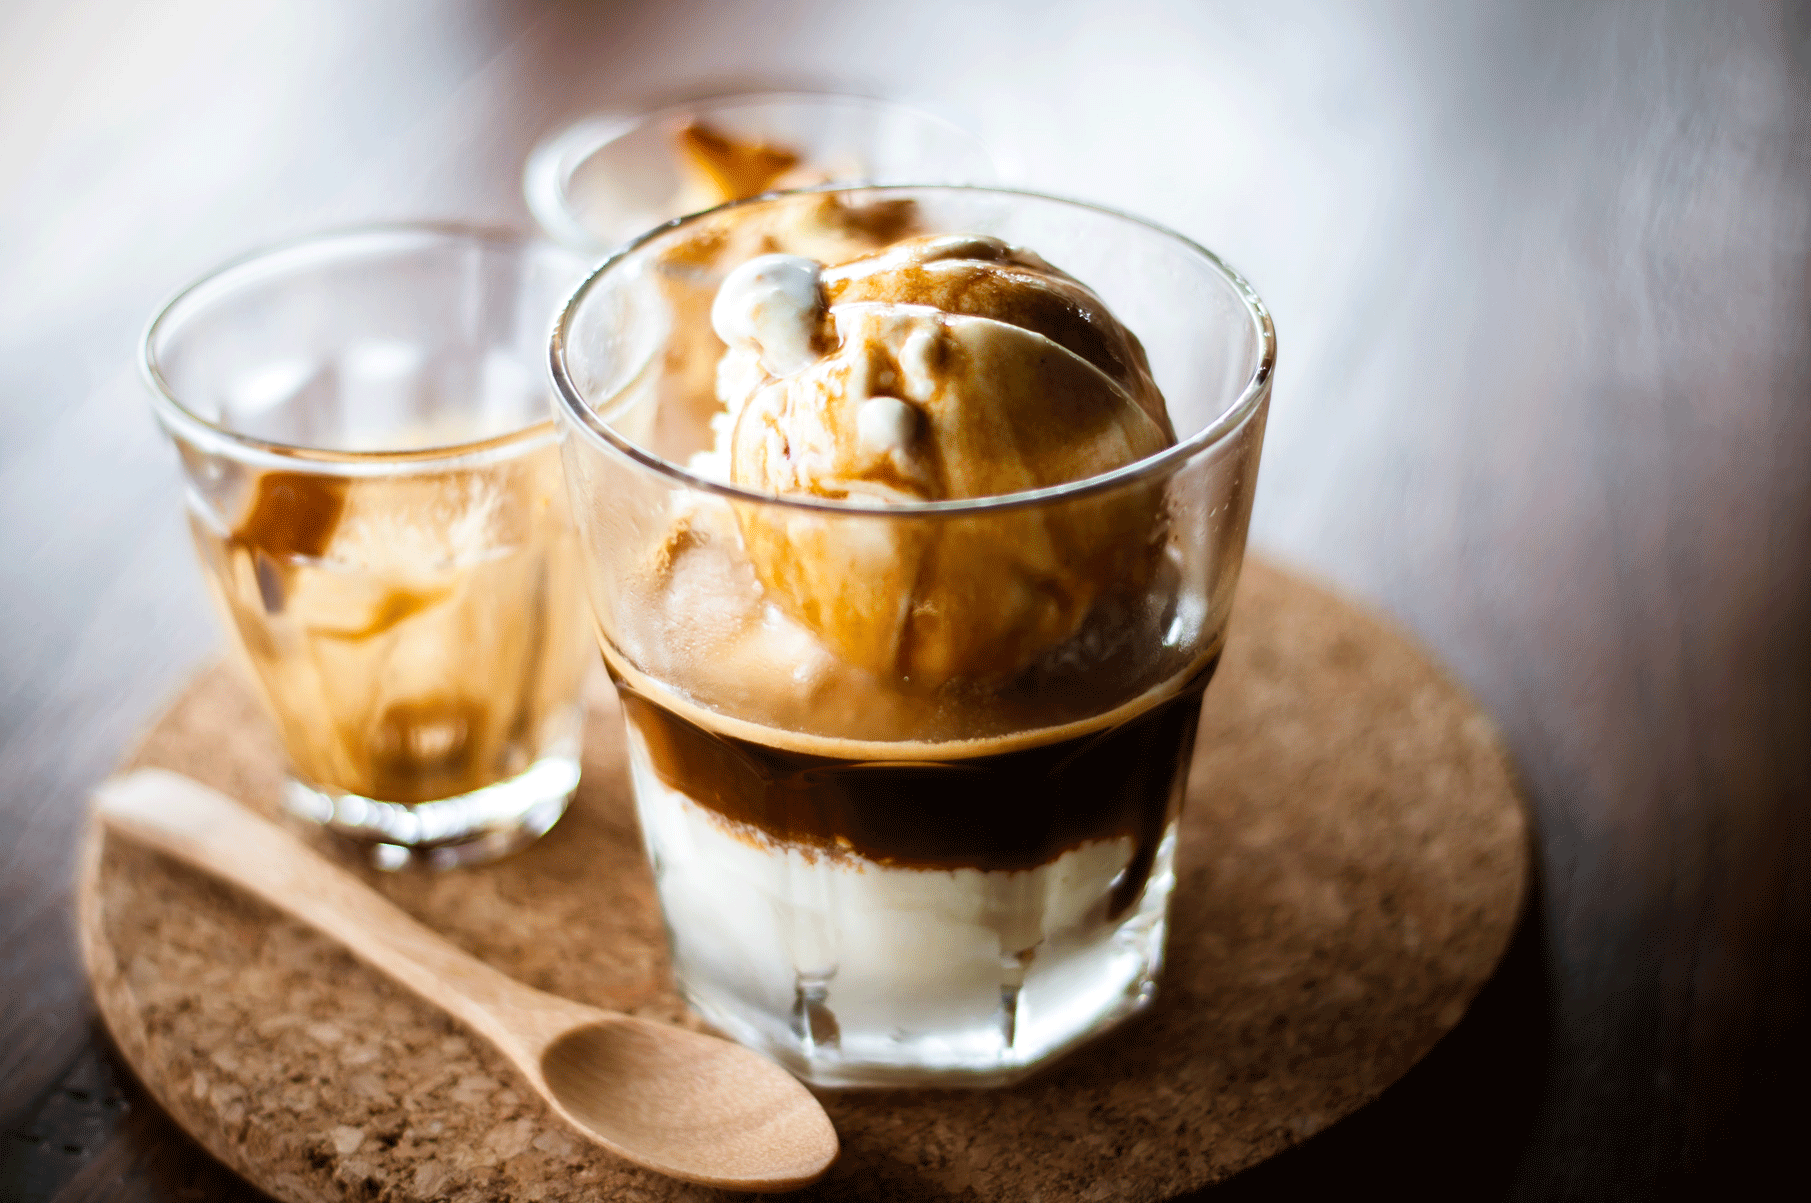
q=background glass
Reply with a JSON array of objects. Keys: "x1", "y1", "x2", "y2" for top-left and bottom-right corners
[
  {"x1": 552, "y1": 186, "x2": 1275, "y2": 1085},
  {"x1": 144, "y1": 225, "x2": 595, "y2": 869},
  {"x1": 524, "y1": 91, "x2": 995, "y2": 255}
]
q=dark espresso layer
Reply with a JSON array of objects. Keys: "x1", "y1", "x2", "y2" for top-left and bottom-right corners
[{"x1": 615, "y1": 655, "x2": 1216, "y2": 916}]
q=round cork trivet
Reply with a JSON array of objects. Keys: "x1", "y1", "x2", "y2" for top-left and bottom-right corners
[{"x1": 77, "y1": 558, "x2": 1527, "y2": 1203}]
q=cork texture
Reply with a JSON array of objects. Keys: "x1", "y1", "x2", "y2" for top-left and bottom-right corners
[{"x1": 78, "y1": 558, "x2": 1528, "y2": 1202}]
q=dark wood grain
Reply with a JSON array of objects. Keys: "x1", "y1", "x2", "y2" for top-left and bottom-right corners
[{"x1": 1, "y1": 1, "x2": 1805, "y2": 1200}]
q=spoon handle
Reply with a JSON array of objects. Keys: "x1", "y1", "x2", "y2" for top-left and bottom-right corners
[{"x1": 93, "y1": 768, "x2": 586, "y2": 1057}]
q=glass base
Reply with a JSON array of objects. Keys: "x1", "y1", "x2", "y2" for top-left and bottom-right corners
[
  {"x1": 635, "y1": 753, "x2": 1178, "y2": 1087},
  {"x1": 681, "y1": 897, "x2": 1169, "y2": 1088},
  {"x1": 283, "y1": 749, "x2": 580, "y2": 870}
]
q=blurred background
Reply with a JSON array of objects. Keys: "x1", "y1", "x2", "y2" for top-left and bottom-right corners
[{"x1": 2, "y1": 1, "x2": 1806, "y2": 1199}]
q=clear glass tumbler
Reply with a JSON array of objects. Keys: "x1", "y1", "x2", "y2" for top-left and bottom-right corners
[
  {"x1": 551, "y1": 187, "x2": 1274, "y2": 1085},
  {"x1": 525, "y1": 91, "x2": 994, "y2": 256},
  {"x1": 144, "y1": 225, "x2": 596, "y2": 868}
]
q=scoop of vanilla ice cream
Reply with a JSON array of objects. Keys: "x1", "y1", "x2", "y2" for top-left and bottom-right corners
[{"x1": 709, "y1": 234, "x2": 1175, "y2": 683}]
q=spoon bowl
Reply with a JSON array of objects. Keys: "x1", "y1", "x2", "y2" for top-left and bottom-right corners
[
  {"x1": 541, "y1": 1022, "x2": 837, "y2": 1187},
  {"x1": 93, "y1": 768, "x2": 838, "y2": 1193}
]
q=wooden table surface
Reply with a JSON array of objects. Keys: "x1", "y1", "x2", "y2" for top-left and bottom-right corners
[{"x1": 1, "y1": 1, "x2": 1805, "y2": 1199}]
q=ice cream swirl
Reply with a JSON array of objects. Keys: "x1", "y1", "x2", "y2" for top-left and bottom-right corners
[{"x1": 706, "y1": 234, "x2": 1176, "y2": 685}]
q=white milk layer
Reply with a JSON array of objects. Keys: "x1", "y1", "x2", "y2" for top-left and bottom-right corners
[{"x1": 626, "y1": 729, "x2": 1174, "y2": 1079}]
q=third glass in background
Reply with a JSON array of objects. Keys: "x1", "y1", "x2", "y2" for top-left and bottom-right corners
[
  {"x1": 524, "y1": 91, "x2": 995, "y2": 255},
  {"x1": 552, "y1": 187, "x2": 1274, "y2": 1086}
]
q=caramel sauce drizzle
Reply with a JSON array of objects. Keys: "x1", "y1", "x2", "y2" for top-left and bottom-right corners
[{"x1": 677, "y1": 121, "x2": 801, "y2": 203}]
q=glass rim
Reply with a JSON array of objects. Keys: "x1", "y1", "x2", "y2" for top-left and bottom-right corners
[
  {"x1": 140, "y1": 220, "x2": 563, "y2": 473},
  {"x1": 548, "y1": 183, "x2": 1277, "y2": 518},
  {"x1": 524, "y1": 89, "x2": 993, "y2": 253}
]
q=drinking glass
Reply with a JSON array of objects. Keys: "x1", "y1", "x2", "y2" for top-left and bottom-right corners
[
  {"x1": 525, "y1": 91, "x2": 994, "y2": 255},
  {"x1": 551, "y1": 187, "x2": 1274, "y2": 1085},
  {"x1": 144, "y1": 225, "x2": 595, "y2": 868}
]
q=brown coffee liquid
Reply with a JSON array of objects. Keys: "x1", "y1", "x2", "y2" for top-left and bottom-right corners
[
  {"x1": 209, "y1": 463, "x2": 587, "y2": 806},
  {"x1": 615, "y1": 653, "x2": 1216, "y2": 918}
]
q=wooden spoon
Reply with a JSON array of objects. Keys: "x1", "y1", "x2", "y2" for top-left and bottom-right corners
[{"x1": 93, "y1": 768, "x2": 838, "y2": 1193}]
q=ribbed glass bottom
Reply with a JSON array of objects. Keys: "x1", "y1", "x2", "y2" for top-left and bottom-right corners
[
  {"x1": 632, "y1": 749, "x2": 1176, "y2": 1087},
  {"x1": 283, "y1": 745, "x2": 579, "y2": 869}
]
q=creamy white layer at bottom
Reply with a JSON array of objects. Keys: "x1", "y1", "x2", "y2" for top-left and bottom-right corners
[{"x1": 627, "y1": 731, "x2": 1166, "y2": 1068}]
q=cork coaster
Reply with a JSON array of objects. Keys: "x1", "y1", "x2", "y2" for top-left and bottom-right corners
[{"x1": 77, "y1": 558, "x2": 1527, "y2": 1203}]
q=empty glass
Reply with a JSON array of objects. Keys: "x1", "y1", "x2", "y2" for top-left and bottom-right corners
[{"x1": 144, "y1": 225, "x2": 595, "y2": 868}]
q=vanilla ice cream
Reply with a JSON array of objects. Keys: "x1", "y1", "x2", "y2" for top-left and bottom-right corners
[{"x1": 702, "y1": 234, "x2": 1175, "y2": 682}]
